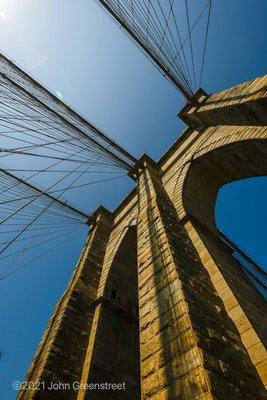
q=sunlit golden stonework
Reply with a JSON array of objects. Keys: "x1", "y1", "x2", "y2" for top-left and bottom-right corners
[{"x1": 18, "y1": 76, "x2": 267, "y2": 400}]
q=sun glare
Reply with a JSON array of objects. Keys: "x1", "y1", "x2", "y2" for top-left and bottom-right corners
[{"x1": 0, "y1": 10, "x2": 7, "y2": 20}]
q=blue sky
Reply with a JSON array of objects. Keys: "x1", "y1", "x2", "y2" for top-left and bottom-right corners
[{"x1": 0, "y1": 1, "x2": 266, "y2": 399}]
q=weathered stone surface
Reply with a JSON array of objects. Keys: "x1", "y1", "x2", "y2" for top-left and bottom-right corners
[{"x1": 18, "y1": 75, "x2": 267, "y2": 400}]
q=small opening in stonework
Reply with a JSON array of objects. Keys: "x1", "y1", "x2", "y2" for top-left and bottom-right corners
[{"x1": 111, "y1": 289, "x2": 117, "y2": 300}]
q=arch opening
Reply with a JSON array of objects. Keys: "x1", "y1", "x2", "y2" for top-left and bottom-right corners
[
  {"x1": 182, "y1": 139, "x2": 267, "y2": 299},
  {"x1": 86, "y1": 225, "x2": 141, "y2": 400},
  {"x1": 104, "y1": 226, "x2": 139, "y2": 317},
  {"x1": 180, "y1": 138, "x2": 267, "y2": 374},
  {"x1": 182, "y1": 139, "x2": 267, "y2": 232},
  {"x1": 216, "y1": 177, "x2": 267, "y2": 299}
]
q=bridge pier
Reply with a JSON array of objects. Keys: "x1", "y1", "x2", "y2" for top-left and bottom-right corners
[
  {"x1": 18, "y1": 75, "x2": 267, "y2": 399},
  {"x1": 17, "y1": 207, "x2": 113, "y2": 400}
]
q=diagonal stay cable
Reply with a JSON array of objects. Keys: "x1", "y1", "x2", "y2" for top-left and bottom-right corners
[
  {"x1": 184, "y1": 0, "x2": 196, "y2": 91},
  {"x1": 179, "y1": 0, "x2": 211, "y2": 54},
  {"x1": 154, "y1": 0, "x2": 192, "y2": 88},
  {"x1": 96, "y1": 0, "x2": 194, "y2": 101},
  {"x1": 0, "y1": 174, "x2": 125, "y2": 207},
  {"x1": 0, "y1": 153, "x2": 93, "y2": 247},
  {"x1": 0, "y1": 229, "x2": 83, "y2": 281},
  {"x1": 115, "y1": 0, "x2": 192, "y2": 92},
  {"x1": 125, "y1": 0, "x2": 188, "y2": 87},
  {"x1": 0, "y1": 147, "x2": 87, "y2": 197},
  {"x1": 0, "y1": 225, "x2": 83, "y2": 247},
  {"x1": 0, "y1": 226, "x2": 83, "y2": 261},
  {"x1": 199, "y1": 0, "x2": 212, "y2": 87},
  {"x1": 0, "y1": 53, "x2": 137, "y2": 168},
  {"x1": 167, "y1": 0, "x2": 193, "y2": 89},
  {"x1": 0, "y1": 148, "x2": 110, "y2": 256}
]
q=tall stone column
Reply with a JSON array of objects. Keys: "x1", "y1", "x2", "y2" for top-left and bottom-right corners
[
  {"x1": 183, "y1": 217, "x2": 267, "y2": 390},
  {"x1": 176, "y1": 74, "x2": 267, "y2": 391},
  {"x1": 136, "y1": 155, "x2": 266, "y2": 400},
  {"x1": 77, "y1": 224, "x2": 141, "y2": 400},
  {"x1": 17, "y1": 207, "x2": 113, "y2": 400}
]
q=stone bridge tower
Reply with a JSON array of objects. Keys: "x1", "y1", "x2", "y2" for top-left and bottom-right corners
[{"x1": 18, "y1": 75, "x2": 267, "y2": 400}]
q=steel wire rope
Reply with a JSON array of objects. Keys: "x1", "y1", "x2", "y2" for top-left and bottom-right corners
[
  {"x1": 184, "y1": 0, "x2": 196, "y2": 90},
  {"x1": 199, "y1": 0, "x2": 212, "y2": 87},
  {"x1": 0, "y1": 229, "x2": 83, "y2": 281}
]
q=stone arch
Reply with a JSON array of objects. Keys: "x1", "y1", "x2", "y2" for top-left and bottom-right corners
[
  {"x1": 97, "y1": 218, "x2": 138, "y2": 298},
  {"x1": 182, "y1": 138, "x2": 267, "y2": 232},
  {"x1": 178, "y1": 137, "x2": 267, "y2": 388},
  {"x1": 103, "y1": 225, "x2": 139, "y2": 315},
  {"x1": 168, "y1": 125, "x2": 267, "y2": 222},
  {"x1": 80, "y1": 224, "x2": 141, "y2": 400}
]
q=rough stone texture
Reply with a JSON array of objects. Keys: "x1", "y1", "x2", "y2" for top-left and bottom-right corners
[
  {"x1": 17, "y1": 208, "x2": 113, "y2": 400},
  {"x1": 136, "y1": 157, "x2": 265, "y2": 400},
  {"x1": 18, "y1": 75, "x2": 267, "y2": 400},
  {"x1": 77, "y1": 226, "x2": 141, "y2": 400}
]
